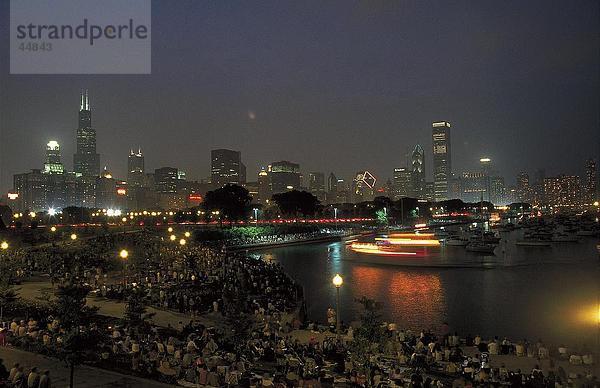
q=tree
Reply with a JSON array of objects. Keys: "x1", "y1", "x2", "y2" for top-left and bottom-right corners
[
  {"x1": 272, "y1": 190, "x2": 321, "y2": 217},
  {"x1": 349, "y1": 297, "x2": 388, "y2": 379},
  {"x1": 203, "y1": 184, "x2": 252, "y2": 225},
  {"x1": 123, "y1": 288, "x2": 154, "y2": 334},
  {"x1": 375, "y1": 209, "x2": 388, "y2": 225},
  {"x1": 54, "y1": 282, "x2": 100, "y2": 388}
]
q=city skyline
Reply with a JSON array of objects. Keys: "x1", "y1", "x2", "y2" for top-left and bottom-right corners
[
  {"x1": 1, "y1": 89, "x2": 598, "y2": 194},
  {"x1": 1, "y1": 1, "x2": 599, "y2": 195}
]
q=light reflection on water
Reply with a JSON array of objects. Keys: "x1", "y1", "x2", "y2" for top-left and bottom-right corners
[{"x1": 265, "y1": 235, "x2": 600, "y2": 347}]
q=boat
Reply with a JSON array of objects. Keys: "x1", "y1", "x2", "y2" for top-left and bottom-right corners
[
  {"x1": 516, "y1": 239, "x2": 551, "y2": 247},
  {"x1": 466, "y1": 241, "x2": 496, "y2": 254},
  {"x1": 577, "y1": 229, "x2": 597, "y2": 237},
  {"x1": 551, "y1": 234, "x2": 580, "y2": 243},
  {"x1": 445, "y1": 237, "x2": 468, "y2": 247}
]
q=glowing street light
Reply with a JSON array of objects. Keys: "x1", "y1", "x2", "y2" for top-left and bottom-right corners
[
  {"x1": 119, "y1": 249, "x2": 129, "y2": 286},
  {"x1": 48, "y1": 208, "x2": 57, "y2": 216},
  {"x1": 332, "y1": 273, "x2": 343, "y2": 336},
  {"x1": 50, "y1": 226, "x2": 57, "y2": 232},
  {"x1": 29, "y1": 211, "x2": 36, "y2": 218},
  {"x1": 168, "y1": 227, "x2": 173, "y2": 233},
  {"x1": 184, "y1": 231, "x2": 191, "y2": 238},
  {"x1": 0, "y1": 241, "x2": 8, "y2": 250},
  {"x1": 179, "y1": 238, "x2": 187, "y2": 246},
  {"x1": 169, "y1": 234, "x2": 177, "y2": 241},
  {"x1": 70, "y1": 233, "x2": 77, "y2": 241},
  {"x1": 332, "y1": 273, "x2": 343, "y2": 288}
]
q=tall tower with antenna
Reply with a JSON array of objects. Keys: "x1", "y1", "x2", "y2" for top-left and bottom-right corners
[{"x1": 73, "y1": 90, "x2": 100, "y2": 177}]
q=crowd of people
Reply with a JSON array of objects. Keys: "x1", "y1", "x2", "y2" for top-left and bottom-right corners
[
  {"x1": 0, "y1": 360, "x2": 51, "y2": 388},
  {"x1": 0, "y1": 228, "x2": 598, "y2": 387}
]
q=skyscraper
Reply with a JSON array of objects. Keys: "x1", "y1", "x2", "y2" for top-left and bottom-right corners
[
  {"x1": 154, "y1": 167, "x2": 179, "y2": 194},
  {"x1": 44, "y1": 140, "x2": 64, "y2": 174},
  {"x1": 584, "y1": 158, "x2": 597, "y2": 204},
  {"x1": 257, "y1": 167, "x2": 270, "y2": 203},
  {"x1": 128, "y1": 148, "x2": 145, "y2": 187},
  {"x1": 308, "y1": 172, "x2": 326, "y2": 201},
  {"x1": 392, "y1": 167, "x2": 411, "y2": 199},
  {"x1": 516, "y1": 172, "x2": 531, "y2": 203},
  {"x1": 410, "y1": 144, "x2": 425, "y2": 198},
  {"x1": 211, "y1": 149, "x2": 245, "y2": 188},
  {"x1": 269, "y1": 161, "x2": 300, "y2": 194},
  {"x1": 544, "y1": 175, "x2": 580, "y2": 208},
  {"x1": 432, "y1": 121, "x2": 452, "y2": 201},
  {"x1": 73, "y1": 90, "x2": 100, "y2": 177}
]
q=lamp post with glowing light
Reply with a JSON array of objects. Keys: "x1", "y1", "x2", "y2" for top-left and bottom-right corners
[
  {"x1": 332, "y1": 273, "x2": 343, "y2": 337},
  {"x1": 119, "y1": 249, "x2": 129, "y2": 286},
  {"x1": 334, "y1": 207, "x2": 338, "y2": 231},
  {"x1": 70, "y1": 233, "x2": 77, "y2": 241},
  {"x1": 1, "y1": 241, "x2": 8, "y2": 250}
]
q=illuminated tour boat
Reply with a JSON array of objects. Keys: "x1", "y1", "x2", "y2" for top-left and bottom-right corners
[{"x1": 350, "y1": 233, "x2": 441, "y2": 258}]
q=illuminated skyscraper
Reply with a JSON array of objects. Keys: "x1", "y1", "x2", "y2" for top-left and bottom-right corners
[
  {"x1": 392, "y1": 167, "x2": 411, "y2": 199},
  {"x1": 257, "y1": 167, "x2": 270, "y2": 203},
  {"x1": 44, "y1": 140, "x2": 64, "y2": 174},
  {"x1": 269, "y1": 161, "x2": 300, "y2": 194},
  {"x1": 211, "y1": 149, "x2": 245, "y2": 188},
  {"x1": 583, "y1": 158, "x2": 597, "y2": 204},
  {"x1": 432, "y1": 121, "x2": 452, "y2": 201},
  {"x1": 308, "y1": 172, "x2": 326, "y2": 201},
  {"x1": 516, "y1": 172, "x2": 532, "y2": 203},
  {"x1": 128, "y1": 148, "x2": 145, "y2": 187},
  {"x1": 410, "y1": 144, "x2": 425, "y2": 198},
  {"x1": 544, "y1": 175, "x2": 580, "y2": 208},
  {"x1": 73, "y1": 90, "x2": 100, "y2": 177}
]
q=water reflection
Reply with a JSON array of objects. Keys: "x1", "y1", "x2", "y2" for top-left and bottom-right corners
[
  {"x1": 350, "y1": 266, "x2": 445, "y2": 331},
  {"x1": 266, "y1": 237, "x2": 600, "y2": 345}
]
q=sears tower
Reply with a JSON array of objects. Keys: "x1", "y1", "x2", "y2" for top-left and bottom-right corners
[{"x1": 73, "y1": 90, "x2": 100, "y2": 176}]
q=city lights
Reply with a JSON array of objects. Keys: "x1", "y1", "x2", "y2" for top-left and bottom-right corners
[
  {"x1": 70, "y1": 233, "x2": 77, "y2": 240},
  {"x1": 0, "y1": 241, "x2": 8, "y2": 250}
]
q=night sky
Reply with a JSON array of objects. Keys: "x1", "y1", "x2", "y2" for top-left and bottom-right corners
[{"x1": 1, "y1": 0, "x2": 599, "y2": 194}]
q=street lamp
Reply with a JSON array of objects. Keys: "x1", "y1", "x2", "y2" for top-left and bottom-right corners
[
  {"x1": 168, "y1": 227, "x2": 173, "y2": 233},
  {"x1": 332, "y1": 273, "x2": 343, "y2": 337},
  {"x1": 0, "y1": 241, "x2": 8, "y2": 250},
  {"x1": 184, "y1": 231, "x2": 191, "y2": 238},
  {"x1": 70, "y1": 233, "x2": 77, "y2": 241},
  {"x1": 179, "y1": 238, "x2": 187, "y2": 246},
  {"x1": 50, "y1": 226, "x2": 57, "y2": 232},
  {"x1": 119, "y1": 249, "x2": 129, "y2": 285},
  {"x1": 169, "y1": 234, "x2": 177, "y2": 241},
  {"x1": 334, "y1": 207, "x2": 338, "y2": 231}
]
